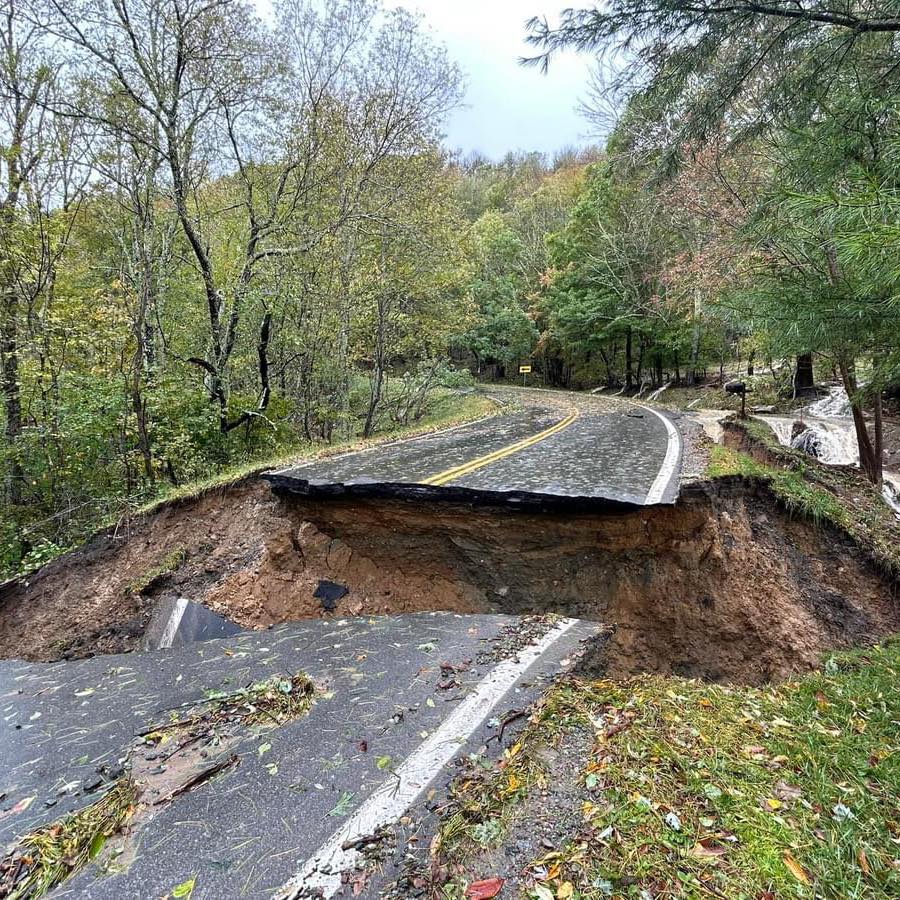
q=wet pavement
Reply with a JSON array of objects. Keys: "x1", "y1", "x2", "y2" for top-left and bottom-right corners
[
  {"x1": 0, "y1": 613, "x2": 601, "y2": 898},
  {"x1": 268, "y1": 390, "x2": 682, "y2": 507}
]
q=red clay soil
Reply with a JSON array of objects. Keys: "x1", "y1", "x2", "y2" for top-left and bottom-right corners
[{"x1": 0, "y1": 478, "x2": 897, "y2": 684}]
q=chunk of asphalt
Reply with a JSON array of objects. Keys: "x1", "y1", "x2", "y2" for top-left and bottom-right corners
[
  {"x1": 143, "y1": 597, "x2": 243, "y2": 651},
  {"x1": 314, "y1": 580, "x2": 349, "y2": 611}
]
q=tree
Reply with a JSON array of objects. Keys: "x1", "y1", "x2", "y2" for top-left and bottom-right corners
[
  {"x1": 1, "y1": 0, "x2": 88, "y2": 509},
  {"x1": 352, "y1": 152, "x2": 471, "y2": 436},
  {"x1": 541, "y1": 163, "x2": 676, "y2": 390},
  {"x1": 461, "y1": 210, "x2": 538, "y2": 376},
  {"x1": 526, "y1": 3, "x2": 900, "y2": 173},
  {"x1": 45, "y1": 0, "x2": 284, "y2": 431},
  {"x1": 730, "y1": 98, "x2": 900, "y2": 486},
  {"x1": 529, "y1": 2, "x2": 900, "y2": 484}
]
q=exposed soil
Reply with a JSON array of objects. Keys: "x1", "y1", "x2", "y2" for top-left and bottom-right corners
[{"x1": 1, "y1": 476, "x2": 897, "y2": 684}]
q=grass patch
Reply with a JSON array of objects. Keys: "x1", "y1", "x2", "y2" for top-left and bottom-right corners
[
  {"x1": 439, "y1": 640, "x2": 900, "y2": 899},
  {"x1": 707, "y1": 446, "x2": 852, "y2": 528},
  {"x1": 126, "y1": 547, "x2": 187, "y2": 595},
  {"x1": 713, "y1": 419, "x2": 900, "y2": 576},
  {"x1": 437, "y1": 680, "x2": 600, "y2": 863},
  {"x1": 0, "y1": 779, "x2": 138, "y2": 900}
]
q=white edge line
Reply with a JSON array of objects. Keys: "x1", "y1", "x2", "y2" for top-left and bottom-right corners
[
  {"x1": 275, "y1": 617, "x2": 580, "y2": 899},
  {"x1": 641, "y1": 405, "x2": 682, "y2": 505},
  {"x1": 157, "y1": 597, "x2": 189, "y2": 649}
]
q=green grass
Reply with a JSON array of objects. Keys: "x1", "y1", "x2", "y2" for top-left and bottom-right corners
[
  {"x1": 439, "y1": 641, "x2": 900, "y2": 899},
  {"x1": 710, "y1": 419, "x2": 900, "y2": 577},
  {"x1": 707, "y1": 445, "x2": 852, "y2": 528}
]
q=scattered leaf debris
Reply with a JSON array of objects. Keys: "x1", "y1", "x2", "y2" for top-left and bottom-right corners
[{"x1": 0, "y1": 673, "x2": 315, "y2": 899}]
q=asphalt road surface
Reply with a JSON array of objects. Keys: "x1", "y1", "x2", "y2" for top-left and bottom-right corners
[
  {"x1": 1, "y1": 614, "x2": 603, "y2": 899},
  {"x1": 0, "y1": 389, "x2": 682, "y2": 898},
  {"x1": 269, "y1": 389, "x2": 682, "y2": 507}
]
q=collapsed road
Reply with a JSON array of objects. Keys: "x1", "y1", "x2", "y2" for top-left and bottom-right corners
[
  {"x1": 1, "y1": 614, "x2": 601, "y2": 898},
  {"x1": 0, "y1": 390, "x2": 681, "y2": 899},
  {"x1": 2, "y1": 389, "x2": 899, "y2": 899}
]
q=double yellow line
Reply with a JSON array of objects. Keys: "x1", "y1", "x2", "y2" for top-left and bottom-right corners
[{"x1": 422, "y1": 410, "x2": 579, "y2": 487}]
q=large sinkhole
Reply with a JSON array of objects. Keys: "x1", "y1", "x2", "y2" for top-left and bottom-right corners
[{"x1": 1, "y1": 479, "x2": 897, "y2": 683}]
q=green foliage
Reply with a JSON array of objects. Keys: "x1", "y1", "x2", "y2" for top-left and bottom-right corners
[
  {"x1": 440, "y1": 639, "x2": 900, "y2": 898},
  {"x1": 0, "y1": 1, "x2": 475, "y2": 574},
  {"x1": 457, "y1": 210, "x2": 538, "y2": 369}
]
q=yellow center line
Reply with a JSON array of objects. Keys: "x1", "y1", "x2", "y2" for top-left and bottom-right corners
[{"x1": 422, "y1": 409, "x2": 580, "y2": 487}]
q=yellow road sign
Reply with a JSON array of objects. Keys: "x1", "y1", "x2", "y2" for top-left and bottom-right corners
[{"x1": 519, "y1": 365, "x2": 532, "y2": 374}]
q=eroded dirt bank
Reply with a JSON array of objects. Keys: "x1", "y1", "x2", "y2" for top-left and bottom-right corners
[{"x1": 1, "y1": 478, "x2": 897, "y2": 682}]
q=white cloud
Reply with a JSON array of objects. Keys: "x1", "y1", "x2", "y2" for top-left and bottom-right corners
[{"x1": 395, "y1": 0, "x2": 596, "y2": 158}]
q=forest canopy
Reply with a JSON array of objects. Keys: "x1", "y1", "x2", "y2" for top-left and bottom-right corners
[{"x1": 2, "y1": 0, "x2": 899, "y2": 575}]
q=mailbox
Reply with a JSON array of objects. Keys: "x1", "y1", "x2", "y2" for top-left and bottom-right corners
[{"x1": 725, "y1": 381, "x2": 748, "y2": 417}]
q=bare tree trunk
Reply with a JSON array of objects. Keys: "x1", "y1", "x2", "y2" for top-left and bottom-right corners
[
  {"x1": 838, "y1": 354, "x2": 881, "y2": 486},
  {"x1": 625, "y1": 327, "x2": 634, "y2": 391},
  {"x1": 794, "y1": 353, "x2": 815, "y2": 395},
  {"x1": 131, "y1": 383, "x2": 154, "y2": 482},
  {"x1": 873, "y1": 386, "x2": 884, "y2": 488},
  {"x1": 364, "y1": 294, "x2": 387, "y2": 438},
  {"x1": 689, "y1": 287, "x2": 702, "y2": 385},
  {"x1": 363, "y1": 364, "x2": 383, "y2": 439},
  {"x1": 1, "y1": 287, "x2": 22, "y2": 505}
]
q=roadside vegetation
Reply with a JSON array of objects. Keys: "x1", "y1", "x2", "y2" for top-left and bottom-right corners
[
  {"x1": 710, "y1": 419, "x2": 900, "y2": 577},
  {"x1": 3, "y1": 0, "x2": 899, "y2": 578},
  {"x1": 437, "y1": 640, "x2": 900, "y2": 899}
]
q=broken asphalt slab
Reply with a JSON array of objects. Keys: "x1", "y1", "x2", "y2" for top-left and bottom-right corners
[
  {"x1": 267, "y1": 394, "x2": 682, "y2": 508},
  {"x1": 143, "y1": 596, "x2": 244, "y2": 650},
  {"x1": 0, "y1": 612, "x2": 602, "y2": 898}
]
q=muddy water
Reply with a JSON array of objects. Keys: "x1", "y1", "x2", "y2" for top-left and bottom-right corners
[{"x1": 755, "y1": 384, "x2": 900, "y2": 514}]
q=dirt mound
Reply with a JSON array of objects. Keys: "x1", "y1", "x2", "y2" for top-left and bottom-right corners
[{"x1": 1, "y1": 479, "x2": 897, "y2": 682}]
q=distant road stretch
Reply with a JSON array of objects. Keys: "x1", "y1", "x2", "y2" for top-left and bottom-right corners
[{"x1": 270, "y1": 388, "x2": 682, "y2": 507}]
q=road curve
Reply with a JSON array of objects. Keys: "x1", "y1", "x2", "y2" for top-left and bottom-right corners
[{"x1": 269, "y1": 388, "x2": 682, "y2": 507}]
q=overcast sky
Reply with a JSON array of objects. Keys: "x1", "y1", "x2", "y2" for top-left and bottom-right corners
[
  {"x1": 395, "y1": 1, "x2": 596, "y2": 159},
  {"x1": 256, "y1": 1, "x2": 597, "y2": 159}
]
